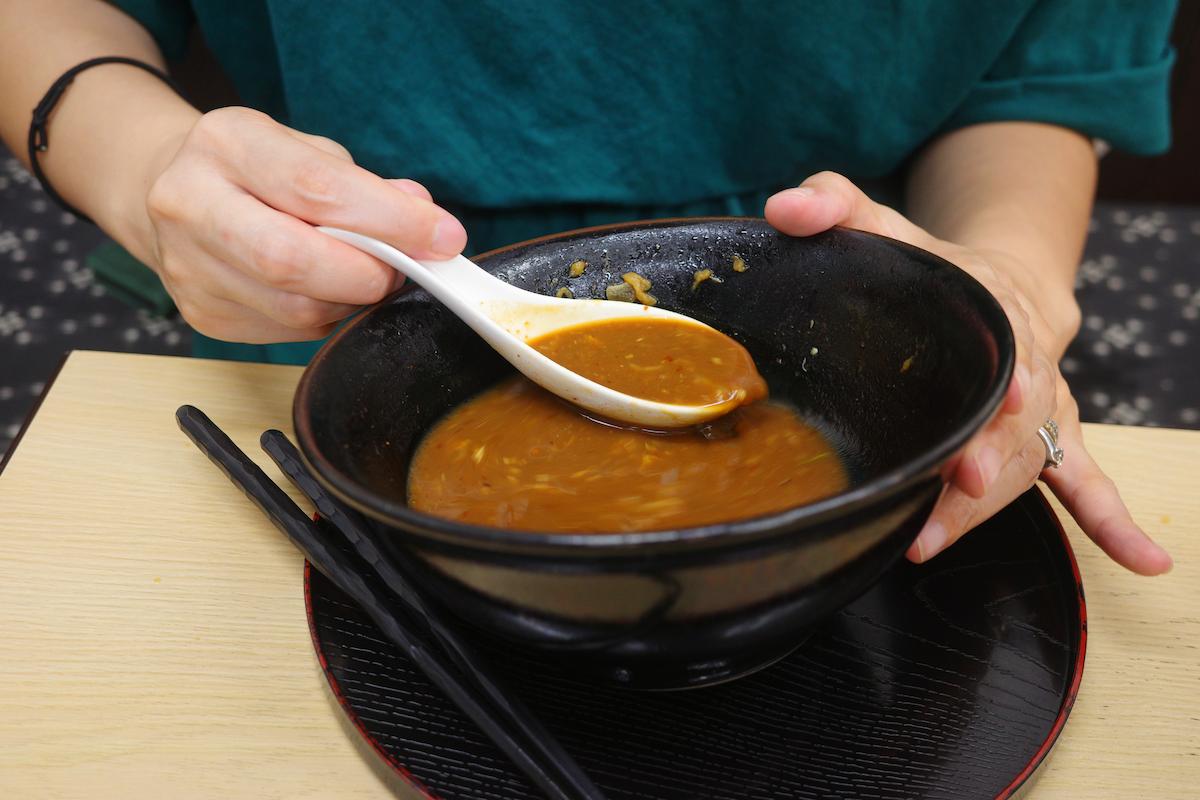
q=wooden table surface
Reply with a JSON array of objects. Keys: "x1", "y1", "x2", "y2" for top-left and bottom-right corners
[{"x1": 1, "y1": 351, "x2": 1197, "y2": 799}]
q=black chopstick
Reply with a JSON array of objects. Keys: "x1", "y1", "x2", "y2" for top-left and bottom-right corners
[
  {"x1": 175, "y1": 405, "x2": 600, "y2": 800},
  {"x1": 259, "y1": 430, "x2": 605, "y2": 800}
]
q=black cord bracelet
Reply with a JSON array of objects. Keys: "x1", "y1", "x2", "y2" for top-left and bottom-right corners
[{"x1": 27, "y1": 56, "x2": 185, "y2": 224}]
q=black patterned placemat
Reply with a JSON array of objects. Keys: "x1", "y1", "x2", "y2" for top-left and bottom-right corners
[
  {"x1": 1063, "y1": 208, "x2": 1200, "y2": 429},
  {"x1": 0, "y1": 153, "x2": 190, "y2": 456},
  {"x1": 307, "y1": 488, "x2": 1084, "y2": 800}
]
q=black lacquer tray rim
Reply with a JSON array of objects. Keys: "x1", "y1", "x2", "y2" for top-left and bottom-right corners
[{"x1": 302, "y1": 487, "x2": 1086, "y2": 800}]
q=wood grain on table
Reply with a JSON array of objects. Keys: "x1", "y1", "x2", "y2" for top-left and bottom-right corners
[{"x1": 0, "y1": 351, "x2": 1197, "y2": 799}]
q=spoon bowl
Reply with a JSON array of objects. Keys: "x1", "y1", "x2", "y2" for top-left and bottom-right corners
[{"x1": 319, "y1": 227, "x2": 746, "y2": 428}]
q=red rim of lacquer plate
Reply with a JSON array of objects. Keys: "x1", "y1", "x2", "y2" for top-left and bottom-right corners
[
  {"x1": 303, "y1": 488, "x2": 1087, "y2": 800},
  {"x1": 993, "y1": 489, "x2": 1088, "y2": 799},
  {"x1": 303, "y1": 558, "x2": 442, "y2": 800}
]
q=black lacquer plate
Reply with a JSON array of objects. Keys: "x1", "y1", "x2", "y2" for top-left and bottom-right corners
[{"x1": 305, "y1": 488, "x2": 1085, "y2": 800}]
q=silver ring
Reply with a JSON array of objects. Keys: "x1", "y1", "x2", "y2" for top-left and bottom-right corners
[{"x1": 1037, "y1": 418, "x2": 1064, "y2": 470}]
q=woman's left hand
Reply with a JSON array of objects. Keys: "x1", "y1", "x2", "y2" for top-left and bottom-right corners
[{"x1": 765, "y1": 172, "x2": 1172, "y2": 575}]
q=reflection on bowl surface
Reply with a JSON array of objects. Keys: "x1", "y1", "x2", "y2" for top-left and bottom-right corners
[{"x1": 294, "y1": 218, "x2": 1014, "y2": 689}]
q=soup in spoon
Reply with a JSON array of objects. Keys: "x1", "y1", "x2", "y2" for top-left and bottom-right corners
[{"x1": 529, "y1": 317, "x2": 767, "y2": 408}]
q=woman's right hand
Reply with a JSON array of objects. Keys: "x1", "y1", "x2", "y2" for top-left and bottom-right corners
[{"x1": 137, "y1": 106, "x2": 467, "y2": 343}]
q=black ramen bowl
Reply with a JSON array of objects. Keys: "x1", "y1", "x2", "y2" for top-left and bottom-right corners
[{"x1": 294, "y1": 218, "x2": 1014, "y2": 690}]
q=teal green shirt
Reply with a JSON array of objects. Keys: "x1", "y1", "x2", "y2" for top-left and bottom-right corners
[{"x1": 115, "y1": 0, "x2": 1177, "y2": 365}]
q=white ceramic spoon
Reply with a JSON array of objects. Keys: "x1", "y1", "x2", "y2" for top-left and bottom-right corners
[{"x1": 319, "y1": 227, "x2": 747, "y2": 428}]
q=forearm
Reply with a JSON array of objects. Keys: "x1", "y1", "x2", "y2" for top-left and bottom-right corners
[
  {"x1": 0, "y1": 0, "x2": 200, "y2": 262},
  {"x1": 906, "y1": 122, "x2": 1096, "y2": 352}
]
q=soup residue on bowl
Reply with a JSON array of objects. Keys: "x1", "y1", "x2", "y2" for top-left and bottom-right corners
[{"x1": 407, "y1": 376, "x2": 847, "y2": 534}]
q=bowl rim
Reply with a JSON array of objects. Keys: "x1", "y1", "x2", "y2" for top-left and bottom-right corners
[{"x1": 293, "y1": 217, "x2": 1015, "y2": 552}]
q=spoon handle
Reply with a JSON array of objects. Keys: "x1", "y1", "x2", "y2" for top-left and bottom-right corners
[
  {"x1": 317, "y1": 225, "x2": 537, "y2": 358},
  {"x1": 317, "y1": 225, "x2": 525, "y2": 306},
  {"x1": 313, "y1": 226, "x2": 729, "y2": 428}
]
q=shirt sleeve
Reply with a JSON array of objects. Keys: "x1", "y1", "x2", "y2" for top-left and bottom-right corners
[
  {"x1": 944, "y1": 0, "x2": 1177, "y2": 154},
  {"x1": 107, "y1": 0, "x2": 196, "y2": 62}
]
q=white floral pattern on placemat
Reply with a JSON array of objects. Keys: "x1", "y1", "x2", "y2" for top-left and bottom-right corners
[
  {"x1": 1064, "y1": 207, "x2": 1200, "y2": 429},
  {"x1": 1, "y1": 154, "x2": 190, "y2": 456}
]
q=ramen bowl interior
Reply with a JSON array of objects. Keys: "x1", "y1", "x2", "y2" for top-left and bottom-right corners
[{"x1": 294, "y1": 218, "x2": 1014, "y2": 689}]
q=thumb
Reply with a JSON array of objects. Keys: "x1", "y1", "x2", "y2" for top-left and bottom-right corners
[{"x1": 765, "y1": 171, "x2": 935, "y2": 249}]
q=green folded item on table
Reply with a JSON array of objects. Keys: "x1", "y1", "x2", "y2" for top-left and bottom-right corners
[{"x1": 86, "y1": 241, "x2": 176, "y2": 317}]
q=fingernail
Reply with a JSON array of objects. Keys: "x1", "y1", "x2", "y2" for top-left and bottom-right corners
[
  {"x1": 976, "y1": 446, "x2": 1002, "y2": 490},
  {"x1": 1154, "y1": 544, "x2": 1174, "y2": 574},
  {"x1": 431, "y1": 213, "x2": 467, "y2": 256},
  {"x1": 915, "y1": 521, "x2": 948, "y2": 562},
  {"x1": 787, "y1": 186, "x2": 816, "y2": 198},
  {"x1": 393, "y1": 178, "x2": 430, "y2": 198}
]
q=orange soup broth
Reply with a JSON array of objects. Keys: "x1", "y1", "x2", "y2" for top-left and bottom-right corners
[{"x1": 407, "y1": 377, "x2": 848, "y2": 533}]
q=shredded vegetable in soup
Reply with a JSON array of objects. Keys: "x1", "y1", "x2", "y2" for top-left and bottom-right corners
[
  {"x1": 408, "y1": 315, "x2": 843, "y2": 533},
  {"x1": 407, "y1": 377, "x2": 846, "y2": 533}
]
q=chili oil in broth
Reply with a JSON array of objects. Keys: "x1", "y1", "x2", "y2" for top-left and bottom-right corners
[{"x1": 407, "y1": 318, "x2": 847, "y2": 533}]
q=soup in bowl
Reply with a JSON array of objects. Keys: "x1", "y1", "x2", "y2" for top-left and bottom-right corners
[{"x1": 294, "y1": 218, "x2": 1014, "y2": 689}]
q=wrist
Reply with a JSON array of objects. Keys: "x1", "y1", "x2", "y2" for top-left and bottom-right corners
[
  {"x1": 104, "y1": 105, "x2": 200, "y2": 267},
  {"x1": 39, "y1": 65, "x2": 203, "y2": 266}
]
